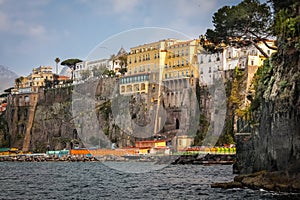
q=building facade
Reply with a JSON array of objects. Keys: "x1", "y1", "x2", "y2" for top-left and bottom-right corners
[
  {"x1": 13, "y1": 66, "x2": 54, "y2": 94},
  {"x1": 119, "y1": 39, "x2": 178, "y2": 95},
  {"x1": 74, "y1": 59, "x2": 110, "y2": 81},
  {"x1": 198, "y1": 41, "x2": 276, "y2": 87}
]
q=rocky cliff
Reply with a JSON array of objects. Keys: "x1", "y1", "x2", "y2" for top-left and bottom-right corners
[
  {"x1": 235, "y1": 1, "x2": 300, "y2": 175},
  {"x1": 3, "y1": 78, "x2": 138, "y2": 152}
]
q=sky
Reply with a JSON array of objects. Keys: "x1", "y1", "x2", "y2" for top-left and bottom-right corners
[{"x1": 0, "y1": 0, "x2": 245, "y2": 76}]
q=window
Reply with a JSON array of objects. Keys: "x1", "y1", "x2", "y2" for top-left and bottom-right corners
[
  {"x1": 181, "y1": 50, "x2": 184, "y2": 56},
  {"x1": 185, "y1": 49, "x2": 188, "y2": 56},
  {"x1": 25, "y1": 96, "x2": 30, "y2": 103}
]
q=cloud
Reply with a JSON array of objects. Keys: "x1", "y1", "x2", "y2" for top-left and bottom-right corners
[
  {"x1": 175, "y1": 0, "x2": 217, "y2": 19},
  {"x1": 111, "y1": 0, "x2": 141, "y2": 14},
  {"x1": 0, "y1": 11, "x2": 9, "y2": 31},
  {"x1": 0, "y1": 11, "x2": 46, "y2": 39},
  {"x1": 28, "y1": 25, "x2": 46, "y2": 37}
]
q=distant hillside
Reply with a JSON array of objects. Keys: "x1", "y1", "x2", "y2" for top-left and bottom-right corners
[{"x1": 0, "y1": 65, "x2": 18, "y2": 92}]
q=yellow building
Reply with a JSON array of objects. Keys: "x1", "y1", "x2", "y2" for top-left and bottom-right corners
[
  {"x1": 119, "y1": 39, "x2": 180, "y2": 95},
  {"x1": 28, "y1": 66, "x2": 53, "y2": 92},
  {"x1": 163, "y1": 39, "x2": 200, "y2": 108},
  {"x1": 119, "y1": 39, "x2": 200, "y2": 98},
  {"x1": 163, "y1": 39, "x2": 200, "y2": 81},
  {"x1": 14, "y1": 66, "x2": 54, "y2": 93}
]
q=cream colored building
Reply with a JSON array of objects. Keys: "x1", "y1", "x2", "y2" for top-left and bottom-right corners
[
  {"x1": 119, "y1": 39, "x2": 200, "y2": 99},
  {"x1": 163, "y1": 39, "x2": 200, "y2": 108},
  {"x1": 14, "y1": 66, "x2": 54, "y2": 94},
  {"x1": 119, "y1": 39, "x2": 179, "y2": 95},
  {"x1": 172, "y1": 135, "x2": 194, "y2": 151}
]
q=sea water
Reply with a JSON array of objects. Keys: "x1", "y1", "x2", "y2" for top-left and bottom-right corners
[{"x1": 0, "y1": 162, "x2": 299, "y2": 200}]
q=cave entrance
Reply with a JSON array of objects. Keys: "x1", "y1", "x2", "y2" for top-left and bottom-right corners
[{"x1": 175, "y1": 118, "x2": 180, "y2": 129}]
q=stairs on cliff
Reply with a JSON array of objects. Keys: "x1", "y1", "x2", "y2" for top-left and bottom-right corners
[{"x1": 22, "y1": 104, "x2": 37, "y2": 152}]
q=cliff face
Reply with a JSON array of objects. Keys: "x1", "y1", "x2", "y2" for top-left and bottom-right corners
[
  {"x1": 5, "y1": 87, "x2": 80, "y2": 152},
  {"x1": 31, "y1": 87, "x2": 78, "y2": 152},
  {"x1": 235, "y1": 2, "x2": 300, "y2": 174},
  {"x1": 4, "y1": 78, "x2": 135, "y2": 152}
]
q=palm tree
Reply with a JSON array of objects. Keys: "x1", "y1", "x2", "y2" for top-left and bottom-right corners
[
  {"x1": 110, "y1": 54, "x2": 116, "y2": 71},
  {"x1": 55, "y1": 57, "x2": 60, "y2": 75},
  {"x1": 15, "y1": 76, "x2": 24, "y2": 88}
]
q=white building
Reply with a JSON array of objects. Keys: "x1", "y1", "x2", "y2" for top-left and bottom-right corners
[
  {"x1": 74, "y1": 59, "x2": 110, "y2": 81},
  {"x1": 73, "y1": 47, "x2": 128, "y2": 81},
  {"x1": 198, "y1": 41, "x2": 276, "y2": 86}
]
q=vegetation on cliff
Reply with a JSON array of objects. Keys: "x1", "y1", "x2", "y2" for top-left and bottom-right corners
[
  {"x1": 202, "y1": 0, "x2": 276, "y2": 56},
  {"x1": 0, "y1": 114, "x2": 9, "y2": 148}
]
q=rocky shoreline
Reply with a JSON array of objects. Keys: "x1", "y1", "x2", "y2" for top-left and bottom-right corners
[
  {"x1": 211, "y1": 171, "x2": 300, "y2": 193},
  {"x1": 0, "y1": 154, "x2": 130, "y2": 162},
  {"x1": 0, "y1": 154, "x2": 178, "y2": 163},
  {"x1": 0, "y1": 153, "x2": 236, "y2": 165},
  {"x1": 171, "y1": 153, "x2": 235, "y2": 165}
]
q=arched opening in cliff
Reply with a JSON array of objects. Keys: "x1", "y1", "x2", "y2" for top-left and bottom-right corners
[
  {"x1": 73, "y1": 129, "x2": 78, "y2": 139},
  {"x1": 176, "y1": 118, "x2": 180, "y2": 129}
]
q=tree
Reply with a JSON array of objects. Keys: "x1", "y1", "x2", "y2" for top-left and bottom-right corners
[
  {"x1": 118, "y1": 54, "x2": 128, "y2": 75},
  {"x1": 118, "y1": 54, "x2": 127, "y2": 68},
  {"x1": 80, "y1": 69, "x2": 91, "y2": 81},
  {"x1": 103, "y1": 69, "x2": 115, "y2": 77},
  {"x1": 55, "y1": 57, "x2": 60, "y2": 75},
  {"x1": 61, "y1": 58, "x2": 82, "y2": 80},
  {"x1": 203, "y1": 0, "x2": 277, "y2": 57},
  {"x1": 55, "y1": 57, "x2": 60, "y2": 74},
  {"x1": 110, "y1": 54, "x2": 116, "y2": 71},
  {"x1": 92, "y1": 65, "x2": 106, "y2": 77},
  {"x1": 119, "y1": 68, "x2": 127, "y2": 75},
  {"x1": 15, "y1": 76, "x2": 24, "y2": 88}
]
